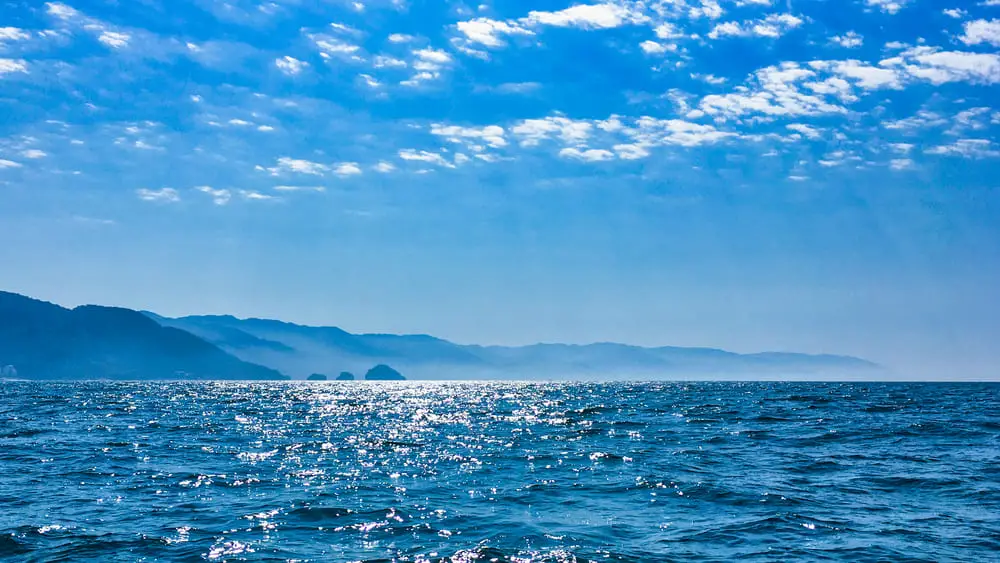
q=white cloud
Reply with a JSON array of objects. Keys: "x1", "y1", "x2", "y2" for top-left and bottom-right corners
[
  {"x1": 312, "y1": 35, "x2": 363, "y2": 61},
  {"x1": 196, "y1": 186, "x2": 231, "y2": 205},
  {"x1": 258, "y1": 125, "x2": 275, "y2": 132},
  {"x1": 0, "y1": 58, "x2": 28, "y2": 75},
  {"x1": 0, "y1": 159, "x2": 22, "y2": 168},
  {"x1": 374, "y1": 161, "x2": 396, "y2": 172},
  {"x1": 240, "y1": 190, "x2": 277, "y2": 201},
  {"x1": 328, "y1": 22, "x2": 362, "y2": 36},
  {"x1": 388, "y1": 33, "x2": 415, "y2": 43},
  {"x1": 689, "y1": 0, "x2": 724, "y2": 19},
  {"x1": 398, "y1": 149, "x2": 455, "y2": 167},
  {"x1": 831, "y1": 31, "x2": 863, "y2": 48},
  {"x1": 699, "y1": 62, "x2": 846, "y2": 120},
  {"x1": 614, "y1": 143, "x2": 650, "y2": 160},
  {"x1": 358, "y1": 73, "x2": 381, "y2": 88},
  {"x1": 691, "y1": 73, "x2": 726, "y2": 85},
  {"x1": 0, "y1": 27, "x2": 30, "y2": 42},
  {"x1": 654, "y1": 23, "x2": 682, "y2": 39},
  {"x1": 811, "y1": 59, "x2": 902, "y2": 89},
  {"x1": 644, "y1": 118, "x2": 735, "y2": 146},
  {"x1": 511, "y1": 116, "x2": 592, "y2": 146},
  {"x1": 523, "y1": 3, "x2": 648, "y2": 29},
  {"x1": 275, "y1": 56, "x2": 309, "y2": 75},
  {"x1": 136, "y1": 187, "x2": 180, "y2": 202},
  {"x1": 457, "y1": 18, "x2": 533, "y2": 47},
  {"x1": 890, "y1": 143, "x2": 914, "y2": 153},
  {"x1": 788, "y1": 175, "x2": 809, "y2": 181},
  {"x1": 708, "y1": 14, "x2": 802, "y2": 39},
  {"x1": 881, "y1": 47, "x2": 1000, "y2": 84},
  {"x1": 866, "y1": 0, "x2": 908, "y2": 14},
  {"x1": 640, "y1": 40, "x2": 675, "y2": 54},
  {"x1": 786, "y1": 123, "x2": 821, "y2": 139},
  {"x1": 21, "y1": 149, "x2": 47, "y2": 158},
  {"x1": 273, "y1": 185, "x2": 325, "y2": 192},
  {"x1": 414, "y1": 47, "x2": 451, "y2": 64},
  {"x1": 431, "y1": 124, "x2": 507, "y2": 147},
  {"x1": 267, "y1": 157, "x2": 330, "y2": 176},
  {"x1": 960, "y1": 19, "x2": 1000, "y2": 47},
  {"x1": 334, "y1": 162, "x2": 362, "y2": 176},
  {"x1": 45, "y1": 2, "x2": 81, "y2": 20},
  {"x1": 925, "y1": 138, "x2": 1000, "y2": 158},
  {"x1": 884, "y1": 110, "x2": 947, "y2": 130},
  {"x1": 943, "y1": 8, "x2": 967, "y2": 18},
  {"x1": 559, "y1": 147, "x2": 615, "y2": 161},
  {"x1": 133, "y1": 140, "x2": 161, "y2": 150},
  {"x1": 889, "y1": 158, "x2": 914, "y2": 170},
  {"x1": 402, "y1": 48, "x2": 453, "y2": 85},
  {"x1": 373, "y1": 55, "x2": 407, "y2": 68},
  {"x1": 97, "y1": 31, "x2": 129, "y2": 49}
]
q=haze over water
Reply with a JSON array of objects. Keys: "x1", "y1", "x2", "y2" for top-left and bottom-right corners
[{"x1": 2, "y1": 380, "x2": 998, "y2": 562}]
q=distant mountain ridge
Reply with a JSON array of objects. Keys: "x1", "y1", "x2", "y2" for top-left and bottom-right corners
[
  {"x1": 148, "y1": 312, "x2": 881, "y2": 380},
  {"x1": 0, "y1": 290, "x2": 881, "y2": 380},
  {"x1": 0, "y1": 291, "x2": 285, "y2": 380}
]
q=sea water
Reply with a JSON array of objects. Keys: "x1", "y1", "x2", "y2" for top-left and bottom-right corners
[{"x1": 1, "y1": 381, "x2": 998, "y2": 562}]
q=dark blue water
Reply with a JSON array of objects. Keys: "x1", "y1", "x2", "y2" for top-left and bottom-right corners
[{"x1": 1, "y1": 382, "x2": 998, "y2": 562}]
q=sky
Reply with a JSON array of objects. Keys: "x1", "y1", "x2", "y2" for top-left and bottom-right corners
[{"x1": 1, "y1": 0, "x2": 999, "y2": 378}]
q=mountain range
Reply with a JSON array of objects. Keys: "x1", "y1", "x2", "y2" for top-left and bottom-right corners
[
  {"x1": 0, "y1": 290, "x2": 880, "y2": 380},
  {"x1": 0, "y1": 291, "x2": 281, "y2": 380}
]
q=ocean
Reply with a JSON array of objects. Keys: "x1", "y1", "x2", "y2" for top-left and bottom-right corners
[{"x1": 1, "y1": 381, "x2": 997, "y2": 562}]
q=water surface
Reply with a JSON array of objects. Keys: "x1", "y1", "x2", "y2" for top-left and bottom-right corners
[{"x1": 1, "y1": 381, "x2": 998, "y2": 561}]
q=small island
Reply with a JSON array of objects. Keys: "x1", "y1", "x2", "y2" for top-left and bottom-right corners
[
  {"x1": 306, "y1": 373, "x2": 327, "y2": 381},
  {"x1": 364, "y1": 364, "x2": 405, "y2": 381},
  {"x1": 336, "y1": 371, "x2": 355, "y2": 381}
]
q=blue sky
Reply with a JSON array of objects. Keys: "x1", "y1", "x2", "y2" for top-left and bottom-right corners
[{"x1": 2, "y1": 0, "x2": 999, "y2": 378}]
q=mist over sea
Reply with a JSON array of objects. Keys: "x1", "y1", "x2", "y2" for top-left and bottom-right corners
[{"x1": 2, "y1": 381, "x2": 998, "y2": 561}]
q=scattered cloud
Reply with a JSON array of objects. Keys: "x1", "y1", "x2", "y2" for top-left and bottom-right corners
[
  {"x1": 97, "y1": 31, "x2": 130, "y2": 49},
  {"x1": 196, "y1": 186, "x2": 231, "y2": 205},
  {"x1": 0, "y1": 58, "x2": 28, "y2": 75},
  {"x1": 0, "y1": 27, "x2": 31, "y2": 43},
  {"x1": 273, "y1": 185, "x2": 325, "y2": 192},
  {"x1": 708, "y1": 14, "x2": 803, "y2": 40},
  {"x1": 21, "y1": 149, "x2": 47, "y2": 159},
  {"x1": 890, "y1": 158, "x2": 914, "y2": 169},
  {"x1": 881, "y1": 46, "x2": 1000, "y2": 84},
  {"x1": 943, "y1": 8, "x2": 967, "y2": 18},
  {"x1": 960, "y1": 19, "x2": 1000, "y2": 47},
  {"x1": 373, "y1": 161, "x2": 396, "y2": 172},
  {"x1": 401, "y1": 48, "x2": 453, "y2": 86},
  {"x1": 398, "y1": 149, "x2": 455, "y2": 167},
  {"x1": 831, "y1": 31, "x2": 863, "y2": 48},
  {"x1": 640, "y1": 40, "x2": 676, "y2": 54},
  {"x1": 334, "y1": 162, "x2": 362, "y2": 176},
  {"x1": 275, "y1": 56, "x2": 309, "y2": 75},
  {"x1": 925, "y1": 138, "x2": 1000, "y2": 158},
  {"x1": 523, "y1": 4, "x2": 649, "y2": 29},
  {"x1": 266, "y1": 157, "x2": 330, "y2": 176},
  {"x1": 431, "y1": 124, "x2": 507, "y2": 148},
  {"x1": 456, "y1": 18, "x2": 533, "y2": 48},
  {"x1": 0, "y1": 159, "x2": 22, "y2": 168},
  {"x1": 866, "y1": 0, "x2": 908, "y2": 14},
  {"x1": 559, "y1": 147, "x2": 615, "y2": 161},
  {"x1": 787, "y1": 123, "x2": 821, "y2": 139},
  {"x1": 136, "y1": 187, "x2": 180, "y2": 202},
  {"x1": 240, "y1": 190, "x2": 278, "y2": 201}
]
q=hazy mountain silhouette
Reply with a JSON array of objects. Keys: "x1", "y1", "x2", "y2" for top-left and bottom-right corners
[
  {"x1": 0, "y1": 292, "x2": 285, "y2": 380},
  {"x1": 149, "y1": 313, "x2": 880, "y2": 380}
]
